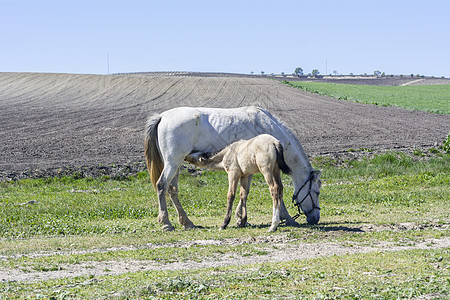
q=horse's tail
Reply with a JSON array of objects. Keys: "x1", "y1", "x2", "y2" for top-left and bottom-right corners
[
  {"x1": 145, "y1": 115, "x2": 164, "y2": 190},
  {"x1": 275, "y1": 142, "x2": 292, "y2": 175}
]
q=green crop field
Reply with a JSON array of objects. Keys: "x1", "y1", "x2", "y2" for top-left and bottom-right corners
[
  {"x1": 1, "y1": 152, "x2": 449, "y2": 299},
  {"x1": 286, "y1": 81, "x2": 450, "y2": 114}
]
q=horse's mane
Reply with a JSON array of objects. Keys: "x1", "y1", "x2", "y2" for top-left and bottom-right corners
[{"x1": 254, "y1": 106, "x2": 312, "y2": 170}]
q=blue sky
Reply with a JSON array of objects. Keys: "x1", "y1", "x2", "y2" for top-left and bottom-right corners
[{"x1": 1, "y1": 0, "x2": 449, "y2": 77}]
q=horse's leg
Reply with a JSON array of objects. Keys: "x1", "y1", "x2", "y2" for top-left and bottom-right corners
[
  {"x1": 168, "y1": 171, "x2": 195, "y2": 230},
  {"x1": 272, "y1": 172, "x2": 298, "y2": 227},
  {"x1": 156, "y1": 167, "x2": 175, "y2": 231},
  {"x1": 262, "y1": 170, "x2": 282, "y2": 232},
  {"x1": 156, "y1": 161, "x2": 184, "y2": 231},
  {"x1": 236, "y1": 175, "x2": 252, "y2": 227},
  {"x1": 221, "y1": 172, "x2": 239, "y2": 230},
  {"x1": 279, "y1": 200, "x2": 299, "y2": 227}
]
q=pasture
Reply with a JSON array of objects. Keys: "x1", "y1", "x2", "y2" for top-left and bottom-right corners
[
  {"x1": 1, "y1": 152, "x2": 448, "y2": 298},
  {"x1": 286, "y1": 81, "x2": 450, "y2": 114}
]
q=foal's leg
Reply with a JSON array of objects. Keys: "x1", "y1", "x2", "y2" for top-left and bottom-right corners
[
  {"x1": 221, "y1": 172, "x2": 240, "y2": 230},
  {"x1": 168, "y1": 171, "x2": 195, "y2": 230},
  {"x1": 262, "y1": 170, "x2": 283, "y2": 232},
  {"x1": 235, "y1": 175, "x2": 252, "y2": 227}
]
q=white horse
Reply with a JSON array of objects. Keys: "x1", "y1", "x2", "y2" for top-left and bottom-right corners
[
  {"x1": 186, "y1": 134, "x2": 293, "y2": 232},
  {"x1": 145, "y1": 106, "x2": 321, "y2": 231}
]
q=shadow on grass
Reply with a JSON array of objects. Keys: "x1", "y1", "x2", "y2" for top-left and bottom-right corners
[
  {"x1": 305, "y1": 221, "x2": 366, "y2": 232},
  {"x1": 187, "y1": 221, "x2": 367, "y2": 233}
]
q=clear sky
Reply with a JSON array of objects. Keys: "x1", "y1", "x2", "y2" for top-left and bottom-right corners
[{"x1": 1, "y1": 0, "x2": 449, "y2": 77}]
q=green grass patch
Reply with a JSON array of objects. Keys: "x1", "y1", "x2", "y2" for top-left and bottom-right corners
[
  {"x1": 2, "y1": 248, "x2": 448, "y2": 299},
  {"x1": 0, "y1": 153, "x2": 448, "y2": 298},
  {"x1": 286, "y1": 81, "x2": 450, "y2": 114},
  {"x1": 1, "y1": 154, "x2": 448, "y2": 241}
]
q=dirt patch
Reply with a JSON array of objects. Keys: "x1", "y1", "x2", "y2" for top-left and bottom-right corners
[
  {"x1": 1, "y1": 236, "x2": 448, "y2": 283},
  {"x1": 0, "y1": 72, "x2": 448, "y2": 180},
  {"x1": 1, "y1": 223, "x2": 448, "y2": 283}
]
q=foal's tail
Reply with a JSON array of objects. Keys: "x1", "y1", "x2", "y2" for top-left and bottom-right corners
[
  {"x1": 275, "y1": 142, "x2": 292, "y2": 175},
  {"x1": 144, "y1": 115, "x2": 164, "y2": 190}
]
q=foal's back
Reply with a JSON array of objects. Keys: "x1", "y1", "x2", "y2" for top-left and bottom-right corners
[{"x1": 222, "y1": 134, "x2": 282, "y2": 176}]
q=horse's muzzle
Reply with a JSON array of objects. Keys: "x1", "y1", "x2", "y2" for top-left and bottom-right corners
[{"x1": 306, "y1": 210, "x2": 320, "y2": 225}]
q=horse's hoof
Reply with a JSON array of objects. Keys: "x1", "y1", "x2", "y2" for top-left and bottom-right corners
[
  {"x1": 162, "y1": 224, "x2": 175, "y2": 231},
  {"x1": 284, "y1": 219, "x2": 300, "y2": 227}
]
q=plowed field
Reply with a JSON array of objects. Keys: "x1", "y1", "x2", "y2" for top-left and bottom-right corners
[{"x1": 0, "y1": 72, "x2": 448, "y2": 178}]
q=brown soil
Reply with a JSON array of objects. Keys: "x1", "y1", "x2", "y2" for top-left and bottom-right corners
[{"x1": 1, "y1": 72, "x2": 448, "y2": 180}]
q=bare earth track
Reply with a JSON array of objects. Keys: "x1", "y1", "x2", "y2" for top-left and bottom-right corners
[
  {"x1": 0, "y1": 72, "x2": 448, "y2": 179},
  {"x1": 2, "y1": 235, "x2": 449, "y2": 283}
]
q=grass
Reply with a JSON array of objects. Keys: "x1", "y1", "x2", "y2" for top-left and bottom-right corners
[
  {"x1": 2, "y1": 248, "x2": 448, "y2": 299},
  {"x1": 0, "y1": 152, "x2": 449, "y2": 298},
  {"x1": 285, "y1": 81, "x2": 450, "y2": 114},
  {"x1": 1, "y1": 153, "x2": 448, "y2": 240}
]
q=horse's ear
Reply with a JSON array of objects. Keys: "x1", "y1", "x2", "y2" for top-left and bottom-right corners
[{"x1": 312, "y1": 170, "x2": 322, "y2": 182}]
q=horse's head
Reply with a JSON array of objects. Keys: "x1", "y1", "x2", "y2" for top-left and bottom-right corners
[{"x1": 293, "y1": 170, "x2": 322, "y2": 225}]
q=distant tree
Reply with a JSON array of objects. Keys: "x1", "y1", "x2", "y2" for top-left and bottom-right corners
[
  {"x1": 374, "y1": 70, "x2": 382, "y2": 77},
  {"x1": 333, "y1": 70, "x2": 339, "y2": 76},
  {"x1": 281, "y1": 72, "x2": 286, "y2": 77},
  {"x1": 294, "y1": 67, "x2": 303, "y2": 76},
  {"x1": 312, "y1": 69, "x2": 320, "y2": 76},
  {"x1": 349, "y1": 73, "x2": 354, "y2": 76},
  {"x1": 261, "y1": 71, "x2": 265, "y2": 76},
  {"x1": 250, "y1": 71, "x2": 254, "y2": 75}
]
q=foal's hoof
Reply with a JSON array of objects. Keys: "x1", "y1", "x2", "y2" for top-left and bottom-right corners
[
  {"x1": 184, "y1": 224, "x2": 197, "y2": 230},
  {"x1": 268, "y1": 226, "x2": 278, "y2": 232},
  {"x1": 162, "y1": 224, "x2": 175, "y2": 231},
  {"x1": 182, "y1": 221, "x2": 196, "y2": 230},
  {"x1": 236, "y1": 221, "x2": 248, "y2": 228}
]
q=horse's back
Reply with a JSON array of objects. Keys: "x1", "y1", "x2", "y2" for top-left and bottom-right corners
[{"x1": 157, "y1": 106, "x2": 272, "y2": 153}]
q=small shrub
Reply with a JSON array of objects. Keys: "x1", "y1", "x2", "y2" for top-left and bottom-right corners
[
  {"x1": 442, "y1": 134, "x2": 450, "y2": 154},
  {"x1": 413, "y1": 149, "x2": 424, "y2": 157},
  {"x1": 430, "y1": 148, "x2": 440, "y2": 154}
]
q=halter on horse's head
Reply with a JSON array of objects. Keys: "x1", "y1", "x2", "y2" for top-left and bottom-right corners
[{"x1": 292, "y1": 170, "x2": 321, "y2": 224}]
